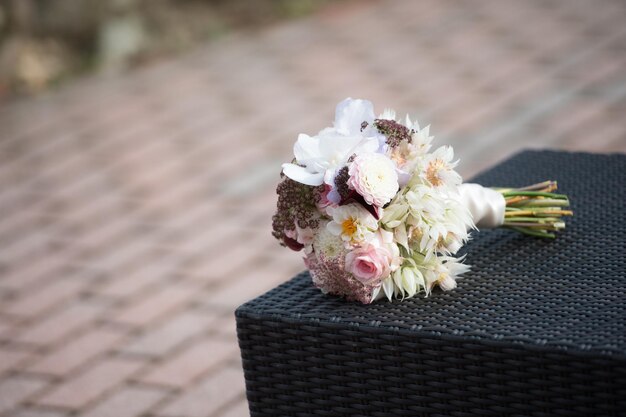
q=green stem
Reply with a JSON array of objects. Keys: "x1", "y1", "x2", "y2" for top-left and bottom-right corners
[
  {"x1": 494, "y1": 180, "x2": 572, "y2": 239},
  {"x1": 513, "y1": 198, "x2": 570, "y2": 207},
  {"x1": 505, "y1": 226, "x2": 556, "y2": 238},
  {"x1": 503, "y1": 190, "x2": 568, "y2": 199},
  {"x1": 515, "y1": 180, "x2": 555, "y2": 191},
  {"x1": 503, "y1": 216, "x2": 561, "y2": 223}
]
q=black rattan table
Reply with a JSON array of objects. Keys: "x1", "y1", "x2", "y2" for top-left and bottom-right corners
[{"x1": 236, "y1": 150, "x2": 626, "y2": 417}]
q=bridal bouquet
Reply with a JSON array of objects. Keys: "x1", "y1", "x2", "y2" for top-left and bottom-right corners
[{"x1": 272, "y1": 98, "x2": 572, "y2": 303}]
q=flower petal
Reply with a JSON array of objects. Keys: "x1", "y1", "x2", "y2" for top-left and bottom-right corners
[
  {"x1": 334, "y1": 98, "x2": 375, "y2": 136},
  {"x1": 402, "y1": 268, "x2": 417, "y2": 297},
  {"x1": 282, "y1": 163, "x2": 324, "y2": 186},
  {"x1": 327, "y1": 188, "x2": 341, "y2": 204},
  {"x1": 382, "y1": 277, "x2": 394, "y2": 301},
  {"x1": 293, "y1": 133, "x2": 320, "y2": 163},
  {"x1": 394, "y1": 225, "x2": 409, "y2": 251}
]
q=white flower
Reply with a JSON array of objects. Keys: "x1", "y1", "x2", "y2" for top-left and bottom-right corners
[
  {"x1": 382, "y1": 186, "x2": 444, "y2": 254},
  {"x1": 422, "y1": 256, "x2": 470, "y2": 295},
  {"x1": 327, "y1": 204, "x2": 378, "y2": 247},
  {"x1": 422, "y1": 145, "x2": 462, "y2": 189},
  {"x1": 392, "y1": 262, "x2": 426, "y2": 299},
  {"x1": 333, "y1": 98, "x2": 377, "y2": 137},
  {"x1": 381, "y1": 198, "x2": 409, "y2": 229},
  {"x1": 410, "y1": 122, "x2": 433, "y2": 156},
  {"x1": 373, "y1": 113, "x2": 429, "y2": 188},
  {"x1": 388, "y1": 140, "x2": 420, "y2": 182},
  {"x1": 282, "y1": 98, "x2": 382, "y2": 186},
  {"x1": 435, "y1": 195, "x2": 474, "y2": 255},
  {"x1": 282, "y1": 132, "x2": 378, "y2": 186},
  {"x1": 405, "y1": 184, "x2": 446, "y2": 222},
  {"x1": 348, "y1": 153, "x2": 399, "y2": 207},
  {"x1": 389, "y1": 184, "x2": 472, "y2": 256},
  {"x1": 313, "y1": 221, "x2": 346, "y2": 261}
]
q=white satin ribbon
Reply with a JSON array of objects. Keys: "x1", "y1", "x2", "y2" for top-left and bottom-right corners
[{"x1": 458, "y1": 183, "x2": 506, "y2": 229}]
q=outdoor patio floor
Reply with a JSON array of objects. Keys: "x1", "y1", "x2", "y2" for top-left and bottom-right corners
[{"x1": 0, "y1": 0, "x2": 625, "y2": 416}]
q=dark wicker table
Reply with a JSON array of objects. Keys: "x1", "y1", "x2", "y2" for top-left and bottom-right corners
[{"x1": 236, "y1": 150, "x2": 626, "y2": 417}]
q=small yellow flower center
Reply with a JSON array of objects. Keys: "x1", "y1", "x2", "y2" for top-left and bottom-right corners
[
  {"x1": 341, "y1": 218, "x2": 357, "y2": 236},
  {"x1": 426, "y1": 159, "x2": 446, "y2": 186}
]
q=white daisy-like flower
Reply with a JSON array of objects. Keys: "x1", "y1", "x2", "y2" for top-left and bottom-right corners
[
  {"x1": 405, "y1": 184, "x2": 446, "y2": 222},
  {"x1": 327, "y1": 204, "x2": 378, "y2": 247},
  {"x1": 422, "y1": 145, "x2": 462, "y2": 189},
  {"x1": 386, "y1": 115, "x2": 432, "y2": 163},
  {"x1": 435, "y1": 195, "x2": 474, "y2": 255},
  {"x1": 400, "y1": 184, "x2": 473, "y2": 255},
  {"x1": 388, "y1": 140, "x2": 419, "y2": 172},
  {"x1": 422, "y1": 256, "x2": 470, "y2": 295},
  {"x1": 382, "y1": 186, "x2": 448, "y2": 254},
  {"x1": 348, "y1": 153, "x2": 399, "y2": 207}
]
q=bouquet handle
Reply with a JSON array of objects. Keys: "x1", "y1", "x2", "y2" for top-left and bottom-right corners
[
  {"x1": 460, "y1": 181, "x2": 572, "y2": 238},
  {"x1": 458, "y1": 183, "x2": 506, "y2": 229}
]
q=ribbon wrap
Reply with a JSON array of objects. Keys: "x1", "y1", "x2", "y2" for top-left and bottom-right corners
[{"x1": 458, "y1": 183, "x2": 506, "y2": 229}]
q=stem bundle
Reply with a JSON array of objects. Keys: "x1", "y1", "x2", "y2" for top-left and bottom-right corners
[{"x1": 498, "y1": 181, "x2": 573, "y2": 238}]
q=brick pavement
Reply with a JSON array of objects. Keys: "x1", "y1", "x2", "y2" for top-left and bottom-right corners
[{"x1": 1, "y1": 0, "x2": 625, "y2": 416}]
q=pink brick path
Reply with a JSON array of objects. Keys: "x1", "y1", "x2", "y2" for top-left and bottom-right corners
[{"x1": 1, "y1": 0, "x2": 625, "y2": 416}]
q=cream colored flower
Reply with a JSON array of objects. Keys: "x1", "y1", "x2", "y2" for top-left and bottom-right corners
[
  {"x1": 422, "y1": 146, "x2": 462, "y2": 189},
  {"x1": 410, "y1": 122, "x2": 434, "y2": 156},
  {"x1": 313, "y1": 222, "x2": 346, "y2": 261},
  {"x1": 392, "y1": 262, "x2": 425, "y2": 299},
  {"x1": 381, "y1": 197, "x2": 409, "y2": 229},
  {"x1": 327, "y1": 204, "x2": 378, "y2": 247},
  {"x1": 422, "y1": 256, "x2": 470, "y2": 295}
]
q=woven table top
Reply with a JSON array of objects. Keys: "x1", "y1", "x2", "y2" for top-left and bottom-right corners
[{"x1": 238, "y1": 150, "x2": 626, "y2": 359}]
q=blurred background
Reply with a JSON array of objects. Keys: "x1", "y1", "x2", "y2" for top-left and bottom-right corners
[
  {"x1": 0, "y1": 0, "x2": 329, "y2": 97},
  {"x1": 0, "y1": 0, "x2": 625, "y2": 416}
]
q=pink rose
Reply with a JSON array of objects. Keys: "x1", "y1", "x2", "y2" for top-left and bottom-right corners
[{"x1": 345, "y1": 244, "x2": 391, "y2": 285}]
